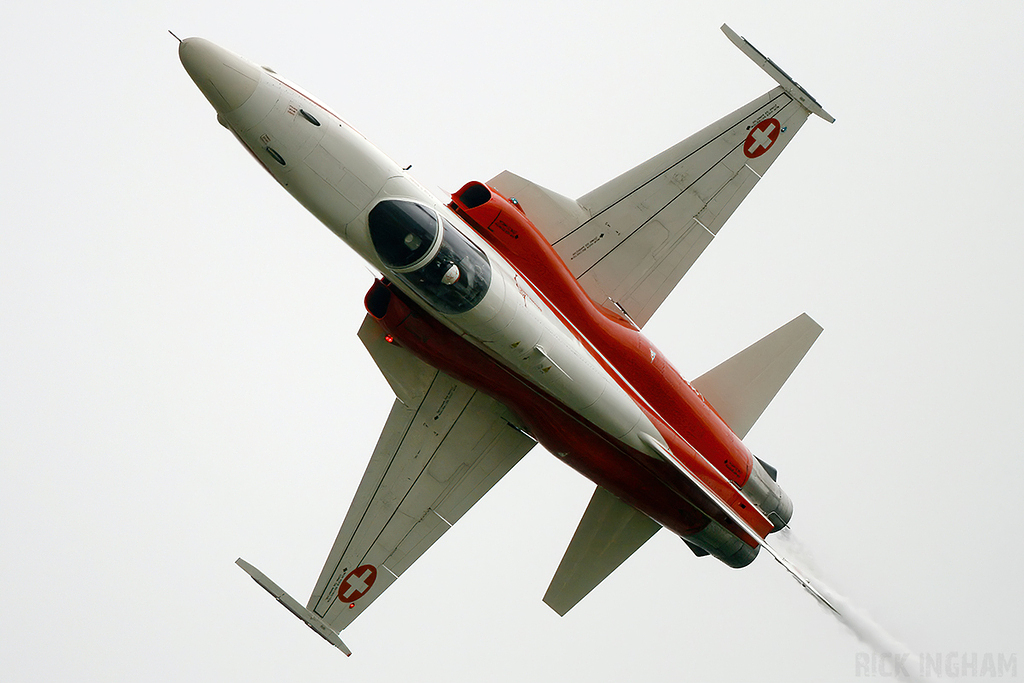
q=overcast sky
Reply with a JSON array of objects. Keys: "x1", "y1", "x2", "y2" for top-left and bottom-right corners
[{"x1": 3, "y1": 1, "x2": 1023, "y2": 681}]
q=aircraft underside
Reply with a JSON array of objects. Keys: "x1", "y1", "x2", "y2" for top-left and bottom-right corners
[{"x1": 177, "y1": 23, "x2": 835, "y2": 654}]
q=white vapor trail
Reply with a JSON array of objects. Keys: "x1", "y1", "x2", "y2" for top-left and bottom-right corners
[{"x1": 773, "y1": 529, "x2": 929, "y2": 682}]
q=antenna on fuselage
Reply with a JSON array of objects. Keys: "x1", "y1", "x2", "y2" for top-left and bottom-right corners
[{"x1": 168, "y1": 30, "x2": 183, "y2": 43}]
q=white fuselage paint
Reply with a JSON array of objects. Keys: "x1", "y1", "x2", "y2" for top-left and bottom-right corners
[{"x1": 217, "y1": 60, "x2": 664, "y2": 457}]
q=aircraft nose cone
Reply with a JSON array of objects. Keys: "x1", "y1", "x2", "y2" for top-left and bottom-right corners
[{"x1": 179, "y1": 38, "x2": 261, "y2": 113}]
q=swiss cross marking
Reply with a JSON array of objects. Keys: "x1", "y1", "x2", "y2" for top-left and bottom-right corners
[
  {"x1": 744, "y1": 118, "x2": 782, "y2": 158},
  {"x1": 338, "y1": 564, "x2": 377, "y2": 602}
]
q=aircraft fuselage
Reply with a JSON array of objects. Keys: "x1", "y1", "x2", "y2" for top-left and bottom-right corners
[{"x1": 179, "y1": 37, "x2": 791, "y2": 567}]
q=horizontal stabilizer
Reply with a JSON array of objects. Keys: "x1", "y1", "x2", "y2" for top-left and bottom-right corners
[
  {"x1": 544, "y1": 486, "x2": 661, "y2": 616},
  {"x1": 693, "y1": 313, "x2": 822, "y2": 439},
  {"x1": 236, "y1": 558, "x2": 351, "y2": 656}
]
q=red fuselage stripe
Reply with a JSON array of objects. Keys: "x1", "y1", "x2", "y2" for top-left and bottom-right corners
[
  {"x1": 448, "y1": 186, "x2": 770, "y2": 538},
  {"x1": 367, "y1": 279, "x2": 767, "y2": 544}
]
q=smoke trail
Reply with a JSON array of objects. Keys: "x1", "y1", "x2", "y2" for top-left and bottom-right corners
[{"x1": 773, "y1": 529, "x2": 928, "y2": 682}]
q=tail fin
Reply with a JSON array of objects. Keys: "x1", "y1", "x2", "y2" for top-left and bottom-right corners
[{"x1": 693, "y1": 313, "x2": 822, "y2": 439}]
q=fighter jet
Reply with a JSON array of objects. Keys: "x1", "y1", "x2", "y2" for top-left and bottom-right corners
[{"x1": 178, "y1": 25, "x2": 834, "y2": 655}]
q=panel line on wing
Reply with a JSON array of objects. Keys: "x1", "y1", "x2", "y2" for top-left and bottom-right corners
[
  {"x1": 432, "y1": 508, "x2": 453, "y2": 526},
  {"x1": 314, "y1": 383, "x2": 492, "y2": 610},
  {"x1": 553, "y1": 90, "x2": 792, "y2": 249},
  {"x1": 565, "y1": 91, "x2": 793, "y2": 282},
  {"x1": 309, "y1": 372, "x2": 470, "y2": 611},
  {"x1": 326, "y1": 375, "x2": 445, "y2": 550},
  {"x1": 571, "y1": 147, "x2": 742, "y2": 281}
]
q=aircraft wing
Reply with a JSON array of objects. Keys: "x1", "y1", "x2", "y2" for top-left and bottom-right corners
[
  {"x1": 305, "y1": 315, "x2": 536, "y2": 632},
  {"x1": 489, "y1": 25, "x2": 832, "y2": 328},
  {"x1": 561, "y1": 85, "x2": 810, "y2": 328}
]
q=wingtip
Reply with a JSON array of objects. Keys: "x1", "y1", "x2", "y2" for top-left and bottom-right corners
[
  {"x1": 721, "y1": 23, "x2": 835, "y2": 123},
  {"x1": 236, "y1": 557, "x2": 353, "y2": 656}
]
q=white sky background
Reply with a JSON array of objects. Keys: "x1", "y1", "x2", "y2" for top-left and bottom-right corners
[{"x1": 2, "y1": 1, "x2": 1022, "y2": 681}]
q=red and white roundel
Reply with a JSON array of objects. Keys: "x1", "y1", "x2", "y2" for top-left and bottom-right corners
[
  {"x1": 743, "y1": 118, "x2": 782, "y2": 158},
  {"x1": 338, "y1": 564, "x2": 377, "y2": 602}
]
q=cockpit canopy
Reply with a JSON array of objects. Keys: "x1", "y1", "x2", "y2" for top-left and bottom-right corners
[
  {"x1": 368, "y1": 200, "x2": 438, "y2": 270},
  {"x1": 368, "y1": 200, "x2": 491, "y2": 315}
]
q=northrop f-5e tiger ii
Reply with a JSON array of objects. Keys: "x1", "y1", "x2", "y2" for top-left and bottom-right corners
[{"x1": 178, "y1": 25, "x2": 835, "y2": 655}]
